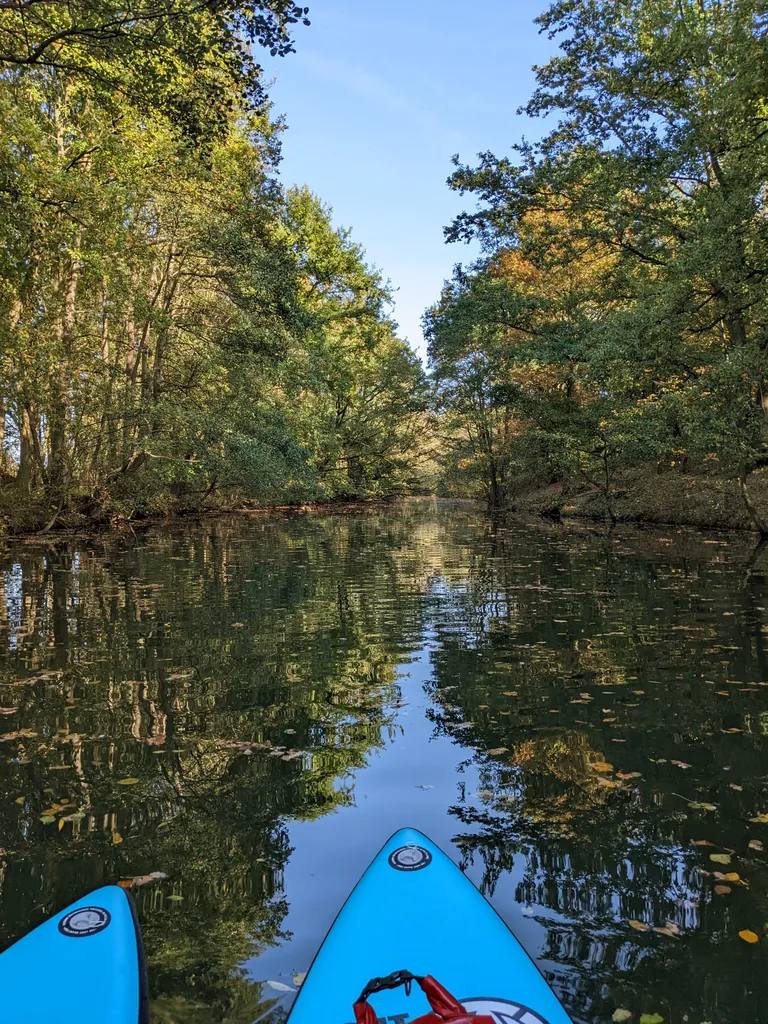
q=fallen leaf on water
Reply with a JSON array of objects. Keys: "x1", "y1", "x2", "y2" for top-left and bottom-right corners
[
  {"x1": 612, "y1": 1011, "x2": 632, "y2": 1023},
  {"x1": 488, "y1": 747, "x2": 508, "y2": 756},
  {"x1": 603, "y1": 717, "x2": 617, "y2": 723},
  {"x1": 653, "y1": 926, "x2": 678, "y2": 938},
  {"x1": 0, "y1": 707, "x2": 18, "y2": 715},
  {"x1": 663, "y1": 920, "x2": 680, "y2": 935},
  {"x1": 39, "y1": 815, "x2": 55, "y2": 824},
  {"x1": 750, "y1": 814, "x2": 768, "y2": 823},
  {"x1": 730, "y1": 784, "x2": 744, "y2": 792},
  {"x1": 713, "y1": 871, "x2": 747, "y2": 886},
  {"x1": 714, "y1": 885, "x2": 732, "y2": 894},
  {"x1": 688, "y1": 802, "x2": 717, "y2": 811},
  {"x1": 0, "y1": 730, "x2": 37, "y2": 742},
  {"x1": 167, "y1": 894, "x2": 183, "y2": 901},
  {"x1": 639, "y1": 1014, "x2": 663, "y2": 1024},
  {"x1": 671, "y1": 761, "x2": 691, "y2": 769},
  {"x1": 629, "y1": 920, "x2": 649, "y2": 932},
  {"x1": 692, "y1": 840, "x2": 716, "y2": 847},
  {"x1": 710, "y1": 853, "x2": 732, "y2": 865},
  {"x1": 597, "y1": 777, "x2": 621, "y2": 788},
  {"x1": 591, "y1": 762, "x2": 614, "y2": 772},
  {"x1": 231, "y1": 622, "x2": 244, "y2": 628},
  {"x1": 739, "y1": 929, "x2": 759, "y2": 944},
  {"x1": 748, "y1": 840, "x2": 763, "y2": 851},
  {"x1": 14, "y1": 797, "x2": 24, "y2": 805},
  {"x1": 293, "y1": 972, "x2": 307, "y2": 987},
  {"x1": 58, "y1": 819, "x2": 65, "y2": 831},
  {"x1": 112, "y1": 832, "x2": 123, "y2": 845},
  {"x1": 124, "y1": 872, "x2": 168, "y2": 887},
  {"x1": 117, "y1": 778, "x2": 139, "y2": 785}
]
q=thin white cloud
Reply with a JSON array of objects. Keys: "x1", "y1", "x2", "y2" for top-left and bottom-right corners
[{"x1": 293, "y1": 50, "x2": 439, "y2": 132}]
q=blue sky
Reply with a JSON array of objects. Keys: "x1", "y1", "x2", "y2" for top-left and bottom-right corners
[{"x1": 263, "y1": 1, "x2": 557, "y2": 361}]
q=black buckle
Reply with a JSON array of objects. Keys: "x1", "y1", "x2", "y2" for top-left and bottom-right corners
[{"x1": 357, "y1": 969, "x2": 424, "y2": 1003}]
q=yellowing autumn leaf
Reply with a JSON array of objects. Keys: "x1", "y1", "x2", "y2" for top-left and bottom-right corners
[
  {"x1": 710, "y1": 853, "x2": 732, "y2": 865},
  {"x1": 591, "y1": 762, "x2": 614, "y2": 772},
  {"x1": 739, "y1": 929, "x2": 759, "y2": 944},
  {"x1": 628, "y1": 920, "x2": 649, "y2": 932},
  {"x1": 112, "y1": 832, "x2": 123, "y2": 845},
  {"x1": 750, "y1": 814, "x2": 768, "y2": 823},
  {"x1": 117, "y1": 778, "x2": 139, "y2": 785}
]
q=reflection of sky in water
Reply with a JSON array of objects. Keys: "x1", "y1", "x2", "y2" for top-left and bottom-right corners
[{"x1": 1, "y1": 506, "x2": 767, "y2": 1024}]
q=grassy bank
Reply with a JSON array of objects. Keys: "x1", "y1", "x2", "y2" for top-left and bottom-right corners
[{"x1": 509, "y1": 470, "x2": 768, "y2": 532}]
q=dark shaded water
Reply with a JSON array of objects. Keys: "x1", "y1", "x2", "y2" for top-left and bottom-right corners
[{"x1": 1, "y1": 500, "x2": 768, "y2": 1024}]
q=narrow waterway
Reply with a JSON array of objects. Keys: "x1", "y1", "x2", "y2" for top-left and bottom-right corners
[{"x1": 1, "y1": 500, "x2": 767, "y2": 1023}]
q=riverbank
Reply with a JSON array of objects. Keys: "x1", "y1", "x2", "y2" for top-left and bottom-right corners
[
  {"x1": 4, "y1": 469, "x2": 767, "y2": 543},
  {"x1": 0, "y1": 492, "x2": 418, "y2": 544},
  {"x1": 509, "y1": 469, "x2": 768, "y2": 532}
]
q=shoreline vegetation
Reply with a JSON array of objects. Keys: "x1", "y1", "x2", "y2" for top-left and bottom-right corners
[
  {"x1": 5, "y1": 482, "x2": 768, "y2": 547},
  {"x1": 3, "y1": 1, "x2": 768, "y2": 540}
]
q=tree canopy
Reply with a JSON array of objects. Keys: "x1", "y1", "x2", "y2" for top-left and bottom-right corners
[{"x1": 428, "y1": 0, "x2": 768, "y2": 529}]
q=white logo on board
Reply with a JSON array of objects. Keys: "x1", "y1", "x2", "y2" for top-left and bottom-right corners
[{"x1": 461, "y1": 997, "x2": 551, "y2": 1024}]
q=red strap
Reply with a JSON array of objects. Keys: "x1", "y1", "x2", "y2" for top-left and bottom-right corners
[
  {"x1": 353, "y1": 1001, "x2": 379, "y2": 1024},
  {"x1": 353, "y1": 974, "x2": 495, "y2": 1024}
]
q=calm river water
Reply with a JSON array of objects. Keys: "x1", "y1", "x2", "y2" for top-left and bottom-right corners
[{"x1": 1, "y1": 500, "x2": 768, "y2": 1024}]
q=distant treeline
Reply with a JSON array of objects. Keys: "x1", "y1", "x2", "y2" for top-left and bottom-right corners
[
  {"x1": 0, "y1": 0, "x2": 429, "y2": 532},
  {"x1": 426, "y1": 0, "x2": 768, "y2": 531}
]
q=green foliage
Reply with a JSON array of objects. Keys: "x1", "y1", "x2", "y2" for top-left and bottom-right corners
[
  {"x1": 431, "y1": 0, "x2": 768, "y2": 527},
  {"x1": 0, "y1": 0, "x2": 311, "y2": 142},
  {"x1": 0, "y1": 31, "x2": 428, "y2": 530}
]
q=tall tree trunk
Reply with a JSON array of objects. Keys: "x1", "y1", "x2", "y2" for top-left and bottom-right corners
[
  {"x1": 48, "y1": 249, "x2": 82, "y2": 500},
  {"x1": 16, "y1": 406, "x2": 36, "y2": 492}
]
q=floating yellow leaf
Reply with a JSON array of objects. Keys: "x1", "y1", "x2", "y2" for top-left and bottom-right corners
[
  {"x1": 112, "y1": 832, "x2": 123, "y2": 845},
  {"x1": 710, "y1": 853, "x2": 732, "y2": 865},
  {"x1": 612, "y1": 1011, "x2": 632, "y2": 1023},
  {"x1": 714, "y1": 885, "x2": 731, "y2": 894},
  {"x1": 591, "y1": 762, "x2": 614, "y2": 772},
  {"x1": 739, "y1": 929, "x2": 759, "y2": 944},
  {"x1": 750, "y1": 814, "x2": 768, "y2": 823},
  {"x1": 117, "y1": 778, "x2": 139, "y2": 785},
  {"x1": 628, "y1": 920, "x2": 649, "y2": 932}
]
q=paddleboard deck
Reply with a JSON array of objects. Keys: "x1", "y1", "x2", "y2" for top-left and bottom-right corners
[
  {"x1": 287, "y1": 827, "x2": 574, "y2": 1024},
  {"x1": 0, "y1": 885, "x2": 149, "y2": 1024}
]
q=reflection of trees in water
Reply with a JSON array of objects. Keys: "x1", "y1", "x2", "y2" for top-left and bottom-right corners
[
  {"x1": 422, "y1": 521, "x2": 768, "y2": 1024},
  {"x1": 0, "y1": 511, "x2": 439, "y2": 1020}
]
